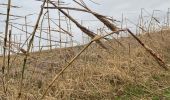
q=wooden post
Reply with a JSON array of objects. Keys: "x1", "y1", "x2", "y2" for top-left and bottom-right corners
[
  {"x1": 58, "y1": 0, "x2": 62, "y2": 49},
  {"x1": 25, "y1": 16, "x2": 28, "y2": 46},
  {"x1": 47, "y1": 0, "x2": 52, "y2": 50},
  {"x1": 167, "y1": 8, "x2": 170, "y2": 27},
  {"x1": 7, "y1": 30, "x2": 11, "y2": 74},
  {"x1": 2, "y1": 0, "x2": 11, "y2": 94},
  {"x1": 2, "y1": 0, "x2": 11, "y2": 74},
  {"x1": 18, "y1": 0, "x2": 47, "y2": 98}
]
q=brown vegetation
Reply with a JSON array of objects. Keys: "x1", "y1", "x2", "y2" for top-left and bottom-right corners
[{"x1": 0, "y1": 0, "x2": 170, "y2": 100}]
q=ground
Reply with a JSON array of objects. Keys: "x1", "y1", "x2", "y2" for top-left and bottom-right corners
[{"x1": 0, "y1": 29, "x2": 170, "y2": 100}]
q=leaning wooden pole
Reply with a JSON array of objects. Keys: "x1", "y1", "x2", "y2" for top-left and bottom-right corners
[
  {"x1": 41, "y1": 41, "x2": 93, "y2": 99},
  {"x1": 77, "y1": 1, "x2": 168, "y2": 70},
  {"x1": 17, "y1": 0, "x2": 47, "y2": 98},
  {"x1": 73, "y1": 1, "x2": 126, "y2": 47},
  {"x1": 40, "y1": 29, "x2": 124, "y2": 99},
  {"x1": 48, "y1": 0, "x2": 107, "y2": 49},
  {"x1": 2, "y1": 0, "x2": 11, "y2": 94},
  {"x1": 73, "y1": 0, "x2": 117, "y2": 31},
  {"x1": 127, "y1": 29, "x2": 168, "y2": 70},
  {"x1": 2, "y1": 0, "x2": 11, "y2": 74}
]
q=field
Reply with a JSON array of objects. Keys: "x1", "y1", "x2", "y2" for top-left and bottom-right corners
[
  {"x1": 0, "y1": 29, "x2": 170, "y2": 99},
  {"x1": 0, "y1": 0, "x2": 170, "y2": 100}
]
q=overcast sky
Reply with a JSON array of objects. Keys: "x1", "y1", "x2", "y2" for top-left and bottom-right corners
[
  {"x1": 0, "y1": 0, "x2": 170, "y2": 50},
  {"x1": 1, "y1": 0, "x2": 169, "y2": 30},
  {"x1": 0, "y1": 0, "x2": 169, "y2": 26}
]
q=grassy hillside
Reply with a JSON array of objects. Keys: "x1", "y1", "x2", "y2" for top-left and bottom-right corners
[{"x1": 0, "y1": 29, "x2": 170, "y2": 100}]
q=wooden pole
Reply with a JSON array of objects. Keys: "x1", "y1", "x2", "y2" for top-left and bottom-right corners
[
  {"x1": 7, "y1": 30, "x2": 11, "y2": 75},
  {"x1": 47, "y1": 0, "x2": 52, "y2": 50},
  {"x1": 40, "y1": 29, "x2": 124, "y2": 99},
  {"x1": 18, "y1": 0, "x2": 47, "y2": 98},
  {"x1": 127, "y1": 29, "x2": 168, "y2": 70},
  {"x1": 25, "y1": 16, "x2": 28, "y2": 46},
  {"x1": 2, "y1": 0, "x2": 11, "y2": 94},
  {"x1": 167, "y1": 8, "x2": 170, "y2": 27},
  {"x1": 2, "y1": 0, "x2": 11, "y2": 74}
]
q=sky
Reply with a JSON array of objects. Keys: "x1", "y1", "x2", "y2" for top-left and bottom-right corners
[{"x1": 0, "y1": 0, "x2": 170, "y2": 51}]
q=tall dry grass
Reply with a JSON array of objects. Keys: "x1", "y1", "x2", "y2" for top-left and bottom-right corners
[{"x1": 0, "y1": 29, "x2": 170, "y2": 99}]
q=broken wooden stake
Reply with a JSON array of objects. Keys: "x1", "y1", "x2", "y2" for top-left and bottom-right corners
[{"x1": 127, "y1": 29, "x2": 168, "y2": 70}]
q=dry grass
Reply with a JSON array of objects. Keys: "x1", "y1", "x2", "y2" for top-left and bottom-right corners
[{"x1": 0, "y1": 29, "x2": 170, "y2": 100}]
